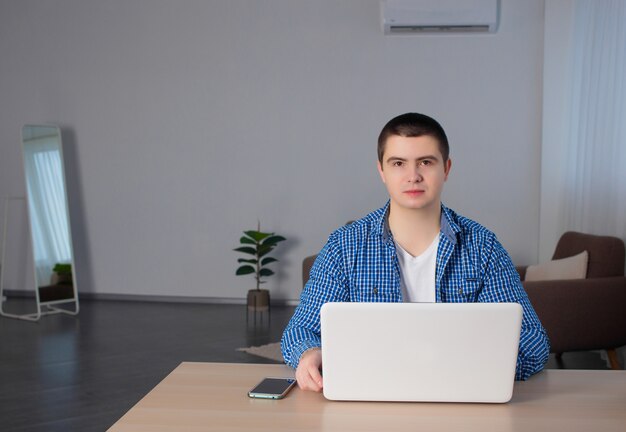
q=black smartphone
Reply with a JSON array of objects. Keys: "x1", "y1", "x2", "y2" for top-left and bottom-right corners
[{"x1": 248, "y1": 377, "x2": 297, "y2": 399}]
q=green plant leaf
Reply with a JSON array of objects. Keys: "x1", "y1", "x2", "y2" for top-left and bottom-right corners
[
  {"x1": 257, "y1": 244, "x2": 274, "y2": 257},
  {"x1": 53, "y1": 263, "x2": 72, "y2": 274},
  {"x1": 258, "y1": 243, "x2": 273, "y2": 252},
  {"x1": 259, "y1": 268, "x2": 274, "y2": 277},
  {"x1": 239, "y1": 236, "x2": 256, "y2": 245},
  {"x1": 260, "y1": 257, "x2": 277, "y2": 266},
  {"x1": 234, "y1": 246, "x2": 256, "y2": 255},
  {"x1": 236, "y1": 265, "x2": 256, "y2": 275},
  {"x1": 262, "y1": 235, "x2": 286, "y2": 246},
  {"x1": 244, "y1": 230, "x2": 272, "y2": 242},
  {"x1": 238, "y1": 258, "x2": 257, "y2": 264}
]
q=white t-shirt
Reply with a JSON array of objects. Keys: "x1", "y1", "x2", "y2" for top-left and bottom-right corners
[{"x1": 395, "y1": 235, "x2": 439, "y2": 303}]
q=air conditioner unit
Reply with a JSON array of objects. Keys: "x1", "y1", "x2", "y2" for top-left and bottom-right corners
[{"x1": 381, "y1": 0, "x2": 499, "y2": 35}]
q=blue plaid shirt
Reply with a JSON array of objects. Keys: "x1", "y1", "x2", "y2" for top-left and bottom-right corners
[{"x1": 281, "y1": 202, "x2": 550, "y2": 381}]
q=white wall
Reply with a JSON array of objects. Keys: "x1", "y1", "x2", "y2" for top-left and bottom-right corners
[{"x1": 0, "y1": 0, "x2": 545, "y2": 302}]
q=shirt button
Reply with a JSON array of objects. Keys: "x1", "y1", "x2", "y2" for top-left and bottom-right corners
[
  {"x1": 373, "y1": 287, "x2": 378, "y2": 295},
  {"x1": 458, "y1": 288, "x2": 463, "y2": 295}
]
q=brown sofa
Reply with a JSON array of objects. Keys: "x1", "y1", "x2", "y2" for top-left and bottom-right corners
[{"x1": 519, "y1": 231, "x2": 626, "y2": 369}]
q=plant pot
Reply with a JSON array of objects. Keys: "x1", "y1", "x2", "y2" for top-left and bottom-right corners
[
  {"x1": 247, "y1": 289, "x2": 270, "y2": 311},
  {"x1": 50, "y1": 272, "x2": 72, "y2": 285}
]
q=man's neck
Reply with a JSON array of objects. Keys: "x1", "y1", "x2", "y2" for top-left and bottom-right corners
[{"x1": 388, "y1": 201, "x2": 441, "y2": 257}]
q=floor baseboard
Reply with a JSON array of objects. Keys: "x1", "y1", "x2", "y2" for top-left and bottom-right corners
[{"x1": 1, "y1": 289, "x2": 300, "y2": 306}]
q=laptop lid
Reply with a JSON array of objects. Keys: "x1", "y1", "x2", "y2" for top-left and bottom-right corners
[{"x1": 320, "y1": 302, "x2": 522, "y2": 403}]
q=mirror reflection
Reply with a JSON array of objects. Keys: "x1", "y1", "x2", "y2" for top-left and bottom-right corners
[{"x1": 23, "y1": 126, "x2": 73, "y2": 284}]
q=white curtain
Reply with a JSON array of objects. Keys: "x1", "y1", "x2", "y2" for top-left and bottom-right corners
[
  {"x1": 23, "y1": 136, "x2": 71, "y2": 285},
  {"x1": 562, "y1": 0, "x2": 626, "y2": 241}
]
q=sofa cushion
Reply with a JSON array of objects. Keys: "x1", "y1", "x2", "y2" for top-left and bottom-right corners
[{"x1": 525, "y1": 251, "x2": 588, "y2": 281}]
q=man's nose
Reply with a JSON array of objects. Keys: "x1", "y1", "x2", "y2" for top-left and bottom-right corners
[{"x1": 408, "y1": 166, "x2": 423, "y2": 183}]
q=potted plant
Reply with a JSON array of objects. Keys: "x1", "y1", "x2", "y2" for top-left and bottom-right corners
[
  {"x1": 51, "y1": 263, "x2": 73, "y2": 285},
  {"x1": 234, "y1": 224, "x2": 286, "y2": 310}
]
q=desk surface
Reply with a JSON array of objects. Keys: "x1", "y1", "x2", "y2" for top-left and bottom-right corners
[{"x1": 108, "y1": 362, "x2": 626, "y2": 432}]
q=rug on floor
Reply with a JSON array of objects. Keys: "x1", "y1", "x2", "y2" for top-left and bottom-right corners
[{"x1": 237, "y1": 342, "x2": 283, "y2": 362}]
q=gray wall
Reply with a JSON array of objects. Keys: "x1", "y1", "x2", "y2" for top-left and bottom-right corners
[{"x1": 0, "y1": 0, "x2": 545, "y2": 302}]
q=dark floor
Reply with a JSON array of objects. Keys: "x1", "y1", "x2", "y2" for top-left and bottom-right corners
[
  {"x1": 0, "y1": 297, "x2": 295, "y2": 432},
  {"x1": 0, "y1": 297, "x2": 611, "y2": 432}
]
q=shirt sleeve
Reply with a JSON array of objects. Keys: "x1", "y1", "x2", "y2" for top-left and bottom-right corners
[
  {"x1": 480, "y1": 238, "x2": 551, "y2": 380},
  {"x1": 280, "y1": 234, "x2": 350, "y2": 369}
]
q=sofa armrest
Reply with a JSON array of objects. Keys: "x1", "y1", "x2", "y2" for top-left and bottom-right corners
[
  {"x1": 302, "y1": 254, "x2": 318, "y2": 289},
  {"x1": 523, "y1": 276, "x2": 626, "y2": 353},
  {"x1": 516, "y1": 266, "x2": 527, "y2": 281}
]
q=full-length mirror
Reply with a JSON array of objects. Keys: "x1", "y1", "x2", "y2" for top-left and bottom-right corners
[{"x1": 1, "y1": 125, "x2": 79, "y2": 320}]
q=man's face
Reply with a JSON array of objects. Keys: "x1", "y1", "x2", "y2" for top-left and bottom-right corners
[{"x1": 377, "y1": 135, "x2": 451, "y2": 213}]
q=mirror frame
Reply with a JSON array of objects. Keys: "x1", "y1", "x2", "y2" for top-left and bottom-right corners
[{"x1": 0, "y1": 124, "x2": 79, "y2": 321}]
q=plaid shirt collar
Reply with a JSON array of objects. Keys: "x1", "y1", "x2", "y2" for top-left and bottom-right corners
[{"x1": 375, "y1": 200, "x2": 461, "y2": 246}]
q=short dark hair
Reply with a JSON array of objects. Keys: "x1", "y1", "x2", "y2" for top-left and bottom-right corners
[{"x1": 377, "y1": 113, "x2": 449, "y2": 164}]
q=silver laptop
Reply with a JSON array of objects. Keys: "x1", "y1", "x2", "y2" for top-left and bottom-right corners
[{"x1": 320, "y1": 302, "x2": 522, "y2": 403}]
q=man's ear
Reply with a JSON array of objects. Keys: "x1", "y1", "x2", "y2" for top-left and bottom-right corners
[
  {"x1": 444, "y1": 158, "x2": 452, "y2": 181},
  {"x1": 377, "y1": 160, "x2": 386, "y2": 184}
]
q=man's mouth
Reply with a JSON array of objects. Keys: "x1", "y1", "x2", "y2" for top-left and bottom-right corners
[{"x1": 404, "y1": 190, "x2": 425, "y2": 196}]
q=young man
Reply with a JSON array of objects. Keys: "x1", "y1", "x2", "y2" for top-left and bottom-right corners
[{"x1": 281, "y1": 113, "x2": 550, "y2": 392}]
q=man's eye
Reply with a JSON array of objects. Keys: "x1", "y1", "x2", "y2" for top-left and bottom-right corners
[
  {"x1": 392, "y1": 161, "x2": 403, "y2": 167},
  {"x1": 421, "y1": 160, "x2": 432, "y2": 166}
]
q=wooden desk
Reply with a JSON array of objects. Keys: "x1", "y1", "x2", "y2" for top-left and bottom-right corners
[{"x1": 108, "y1": 362, "x2": 626, "y2": 432}]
